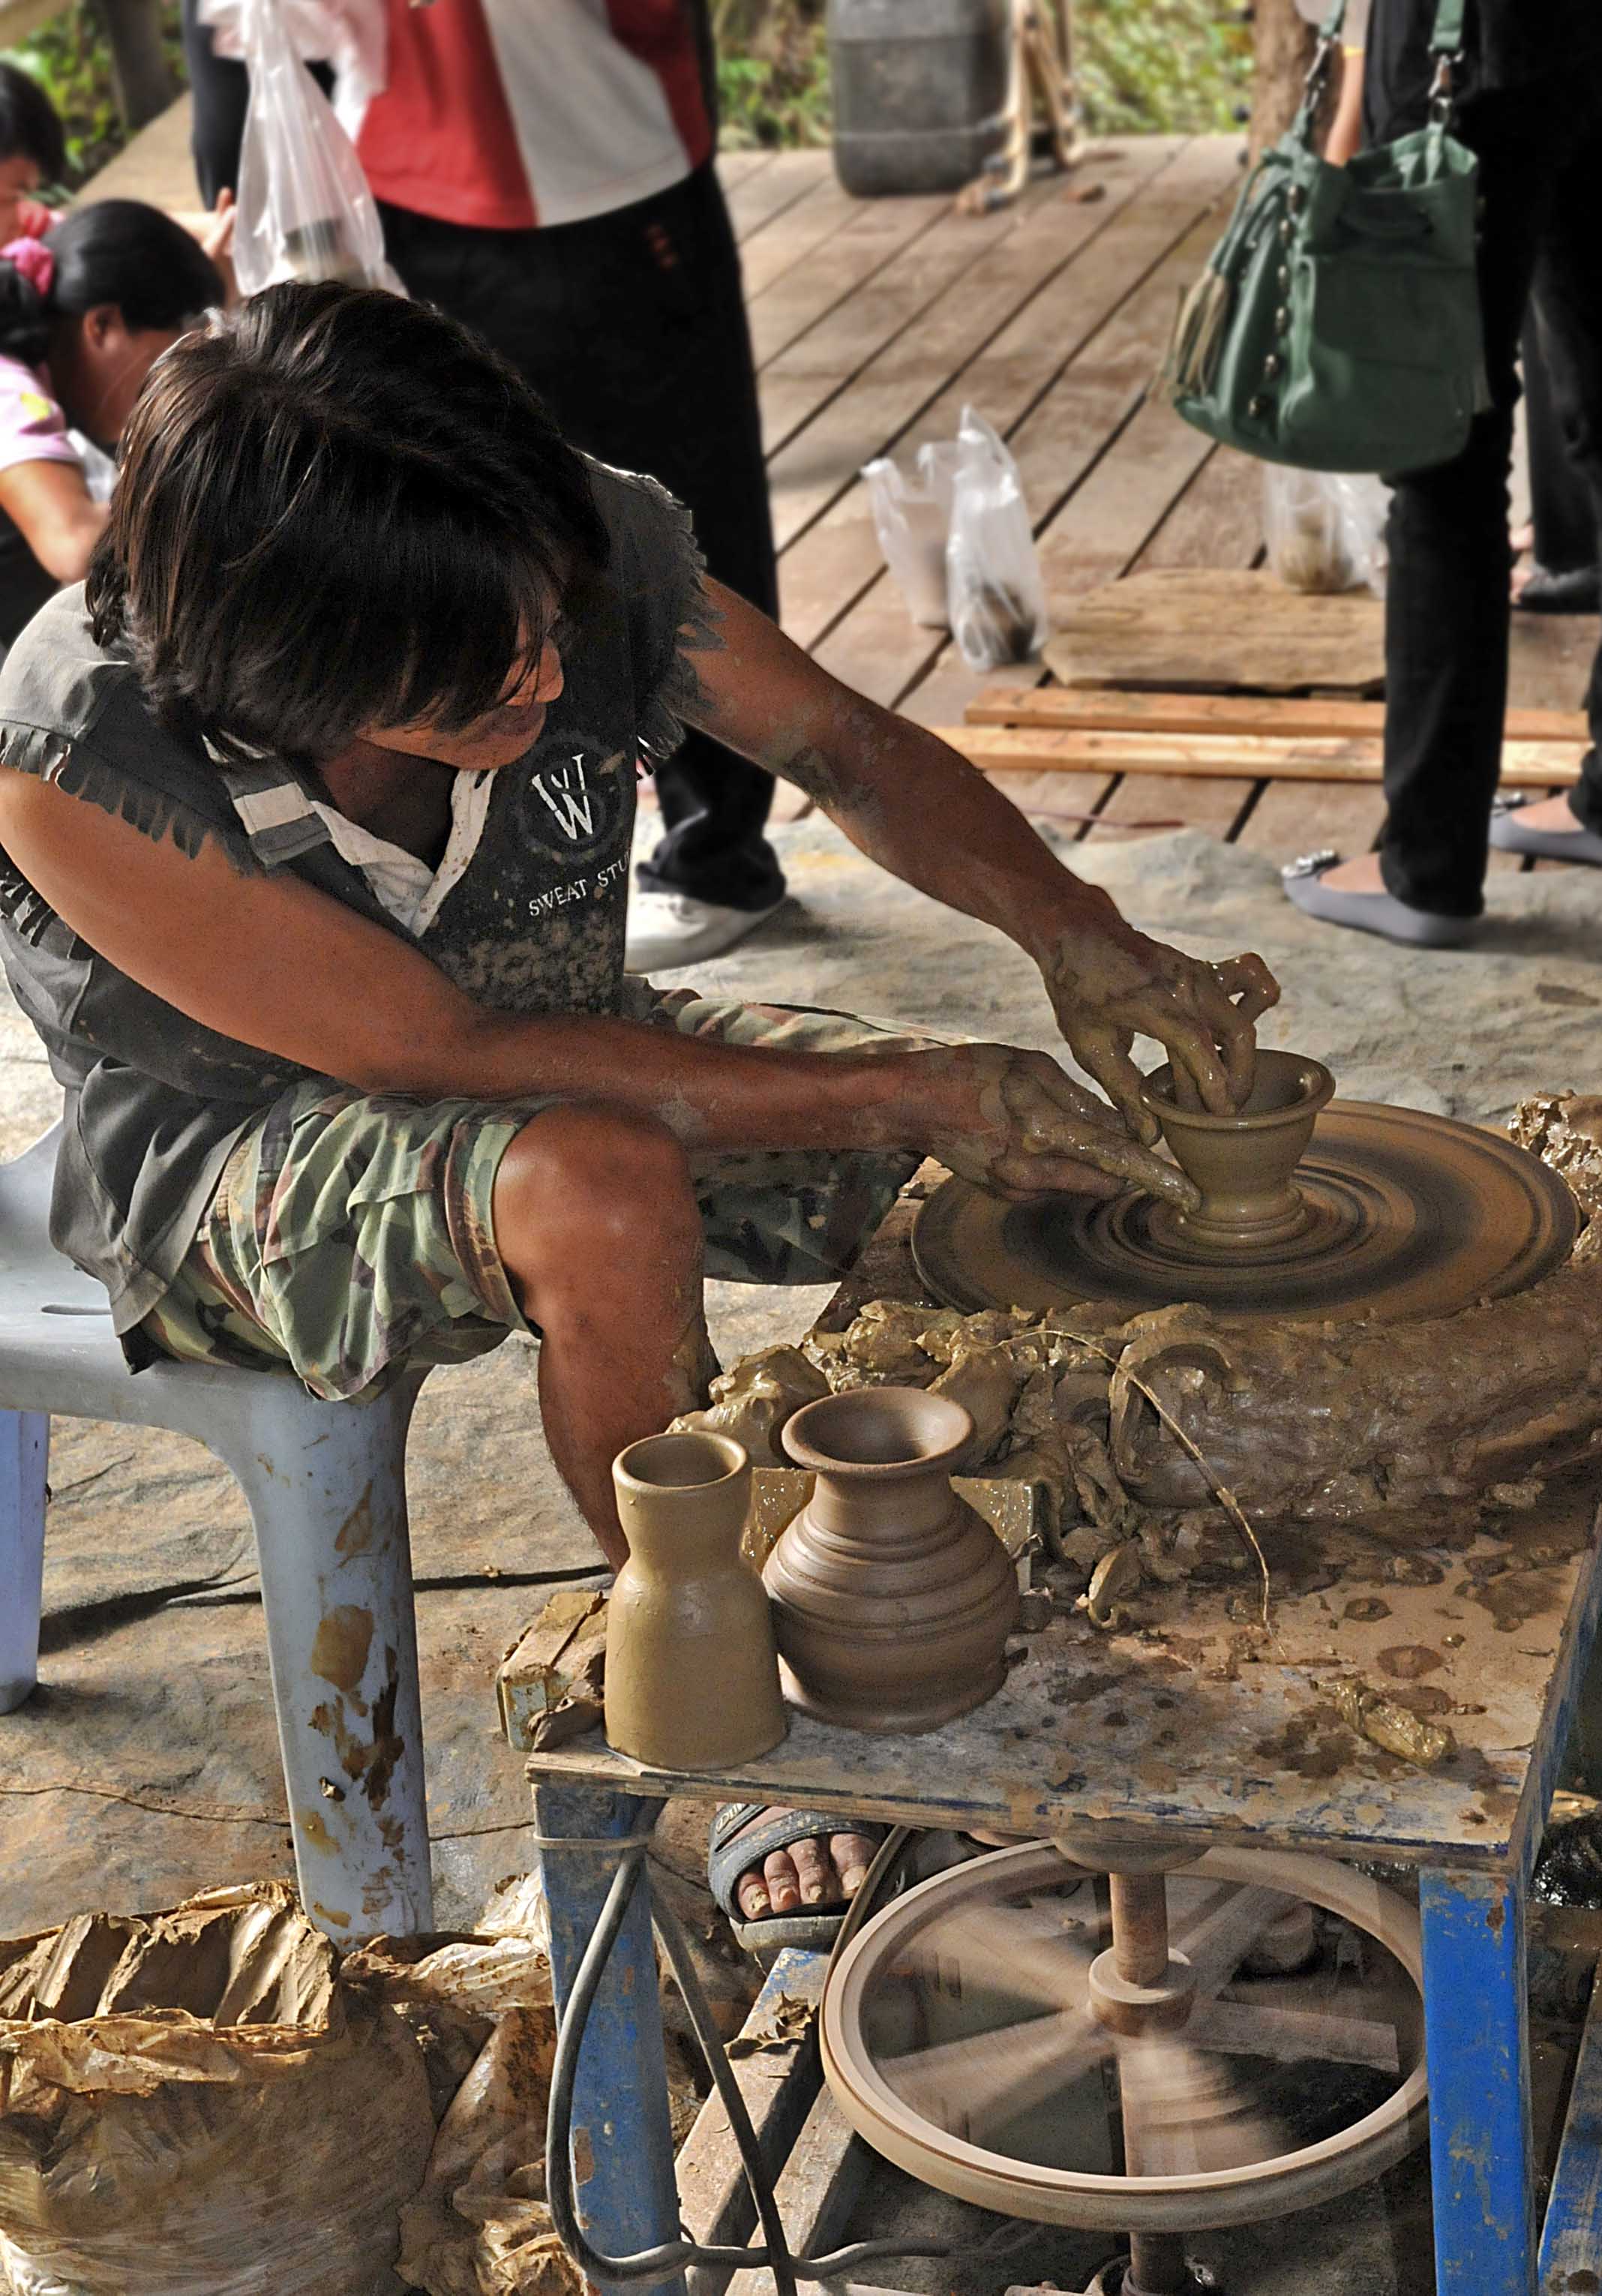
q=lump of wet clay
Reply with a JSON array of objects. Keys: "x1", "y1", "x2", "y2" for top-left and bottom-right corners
[
  {"x1": 930, "y1": 1343, "x2": 1030, "y2": 1464},
  {"x1": 839, "y1": 1300, "x2": 952, "y2": 1380},
  {"x1": 669, "y1": 1346, "x2": 829, "y2": 1466},
  {"x1": 916, "y1": 1307, "x2": 1037, "y2": 1366},
  {"x1": 1330, "y1": 1678, "x2": 1456, "y2": 1769},
  {"x1": 1510, "y1": 1091, "x2": 1602, "y2": 1226}
]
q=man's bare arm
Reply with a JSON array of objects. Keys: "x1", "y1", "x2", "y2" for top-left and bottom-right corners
[
  {"x1": 0, "y1": 766, "x2": 1196, "y2": 1204},
  {"x1": 681, "y1": 581, "x2": 1278, "y2": 1136}
]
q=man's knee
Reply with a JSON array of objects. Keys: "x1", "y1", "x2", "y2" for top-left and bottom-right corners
[{"x1": 493, "y1": 1105, "x2": 699, "y2": 1298}]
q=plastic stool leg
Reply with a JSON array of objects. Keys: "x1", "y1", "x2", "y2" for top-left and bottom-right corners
[
  {"x1": 212, "y1": 1374, "x2": 434, "y2": 1938},
  {"x1": 0, "y1": 1410, "x2": 48, "y2": 1713}
]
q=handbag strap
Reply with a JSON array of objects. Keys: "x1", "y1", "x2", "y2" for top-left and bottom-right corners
[
  {"x1": 1430, "y1": 0, "x2": 1467, "y2": 53},
  {"x1": 1312, "y1": 0, "x2": 1468, "y2": 127}
]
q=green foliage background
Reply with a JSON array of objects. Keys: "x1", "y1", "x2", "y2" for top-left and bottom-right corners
[
  {"x1": 3, "y1": 2, "x2": 185, "y2": 189},
  {"x1": 714, "y1": 0, "x2": 1251, "y2": 149},
  {"x1": 4, "y1": 0, "x2": 1249, "y2": 186}
]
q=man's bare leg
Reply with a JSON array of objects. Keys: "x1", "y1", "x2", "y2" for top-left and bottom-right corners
[
  {"x1": 493, "y1": 1103, "x2": 712, "y2": 1570},
  {"x1": 491, "y1": 1101, "x2": 876, "y2": 1920}
]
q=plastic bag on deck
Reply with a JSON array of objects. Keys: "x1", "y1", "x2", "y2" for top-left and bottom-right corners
[
  {"x1": 1263, "y1": 465, "x2": 1389, "y2": 597},
  {"x1": 230, "y1": 0, "x2": 399, "y2": 297},
  {"x1": 0, "y1": 1883, "x2": 435, "y2": 2296},
  {"x1": 946, "y1": 406, "x2": 1051, "y2": 669},
  {"x1": 861, "y1": 440, "x2": 962, "y2": 628}
]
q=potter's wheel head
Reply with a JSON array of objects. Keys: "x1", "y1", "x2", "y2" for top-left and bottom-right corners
[{"x1": 911, "y1": 1100, "x2": 1579, "y2": 1324}]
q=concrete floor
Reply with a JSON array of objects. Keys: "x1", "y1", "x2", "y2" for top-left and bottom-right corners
[{"x1": 8, "y1": 809, "x2": 1602, "y2": 2287}]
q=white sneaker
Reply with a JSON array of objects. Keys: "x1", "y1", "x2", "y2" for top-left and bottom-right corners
[{"x1": 624, "y1": 893, "x2": 784, "y2": 974}]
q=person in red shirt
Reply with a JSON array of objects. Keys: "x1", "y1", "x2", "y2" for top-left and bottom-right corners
[{"x1": 182, "y1": 0, "x2": 786, "y2": 974}]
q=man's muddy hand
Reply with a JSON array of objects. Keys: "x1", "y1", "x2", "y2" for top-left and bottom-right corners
[
  {"x1": 1036, "y1": 895, "x2": 1280, "y2": 1142},
  {"x1": 917, "y1": 1043, "x2": 1200, "y2": 1208}
]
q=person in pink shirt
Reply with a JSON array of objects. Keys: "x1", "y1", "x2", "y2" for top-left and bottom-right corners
[{"x1": 0, "y1": 203, "x2": 224, "y2": 651}]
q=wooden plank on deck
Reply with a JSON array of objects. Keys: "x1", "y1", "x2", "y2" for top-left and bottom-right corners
[
  {"x1": 678, "y1": 1947, "x2": 826, "y2": 2287},
  {"x1": 937, "y1": 725, "x2": 1585, "y2": 787},
  {"x1": 962, "y1": 685, "x2": 1591, "y2": 746},
  {"x1": 722, "y1": 2087, "x2": 870, "y2": 2296}
]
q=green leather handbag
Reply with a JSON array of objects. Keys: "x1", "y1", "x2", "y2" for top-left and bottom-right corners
[{"x1": 1162, "y1": 0, "x2": 1489, "y2": 475}]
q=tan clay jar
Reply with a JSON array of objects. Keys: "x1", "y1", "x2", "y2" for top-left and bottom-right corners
[
  {"x1": 1141, "y1": 1049, "x2": 1335, "y2": 1250},
  {"x1": 764, "y1": 1388, "x2": 1019, "y2": 1735},
  {"x1": 608, "y1": 1430, "x2": 787, "y2": 1769}
]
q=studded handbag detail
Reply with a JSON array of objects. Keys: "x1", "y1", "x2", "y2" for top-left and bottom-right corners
[{"x1": 1161, "y1": 0, "x2": 1489, "y2": 476}]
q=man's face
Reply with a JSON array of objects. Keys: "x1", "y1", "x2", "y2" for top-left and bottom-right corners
[{"x1": 363, "y1": 632, "x2": 565, "y2": 771}]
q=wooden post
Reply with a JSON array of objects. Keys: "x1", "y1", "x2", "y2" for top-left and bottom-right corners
[
  {"x1": 89, "y1": 0, "x2": 178, "y2": 133},
  {"x1": 1248, "y1": 0, "x2": 1320, "y2": 158}
]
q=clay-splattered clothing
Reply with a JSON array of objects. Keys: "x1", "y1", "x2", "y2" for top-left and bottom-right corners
[
  {"x1": 0, "y1": 458, "x2": 706, "y2": 1353},
  {"x1": 141, "y1": 989, "x2": 924, "y2": 1401}
]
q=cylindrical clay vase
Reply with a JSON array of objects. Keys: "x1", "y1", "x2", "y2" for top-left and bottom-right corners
[
  {"x1": 764, "y1": 1388, "x2": 1019, "y2": 1734},
  {"x1": 608, "y1": 1431, "x2": 788, "y2": 1769}
]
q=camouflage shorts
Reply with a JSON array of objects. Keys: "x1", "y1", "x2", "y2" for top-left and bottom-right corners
[{"x1": 139, "y1": 985, "x2": 927, "y2": 1401}]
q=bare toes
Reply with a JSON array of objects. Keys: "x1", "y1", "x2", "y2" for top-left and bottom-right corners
[
  {"x1": 763, "y1": 1850, "x2": 801, "y2": 1915},
  {"x1": 833, "y1": 1833, "x2": 880, "y2": 1896}
]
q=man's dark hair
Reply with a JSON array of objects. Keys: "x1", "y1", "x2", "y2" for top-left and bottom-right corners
[
  {"x1": 0, "y1": 200, "x2": 225, "y2": 369},
  {"x1": 0, "y1": 62, "x2": 67, "y2": 185},
  {"x1": 87, "y1": 281, "x2": 611, "y2": 766}
]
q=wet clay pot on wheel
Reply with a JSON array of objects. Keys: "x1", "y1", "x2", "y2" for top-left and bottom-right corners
[
  {"x1": 608, "y1": 1431, "x2": 788, "y2": 1769},
  {"x1": 764, "y1": 1388, "x2": 1019, "y2": 1734},
  {"x1": 1141, "y1": 1049, "x2": 1335, "y2": 1253}
]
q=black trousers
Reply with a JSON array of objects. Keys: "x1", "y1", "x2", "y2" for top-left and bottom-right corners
[
  {"x1": 179, "y1": 0, "x2": 783, "y2": 911},
  {"x1": 1366, "y1": 40, "x2": 1602, "y2": 914},
  {"x1": 1525, "y1": 316, "x2": 1598, "y2": 579}
]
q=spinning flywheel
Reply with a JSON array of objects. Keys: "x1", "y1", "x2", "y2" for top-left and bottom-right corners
[{"x1": 820, "y1": 1838, "x2": 1429, "y2": 2296}]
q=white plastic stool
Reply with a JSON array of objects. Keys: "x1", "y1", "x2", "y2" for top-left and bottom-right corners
[{"x1": 0, "y1": 1124, "x2": 434, "y2": 1937}]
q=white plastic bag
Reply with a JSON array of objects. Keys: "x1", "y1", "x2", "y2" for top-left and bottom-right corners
[
  {"x1": 862, "y1": 441, "x2": 962, "y2": 628},
  {"x1": 946, "y1": 407, "x2": 1050, "y2": 669},
  {"x1": 232, "y1": 0, "x2": 399, "y2": 298},
  {"x1": 198, "y1": 0, "x2": 385, "y2": 142},
  {"x1": 1262, "y1": 466, "x2": 1389, "y2": 597}
]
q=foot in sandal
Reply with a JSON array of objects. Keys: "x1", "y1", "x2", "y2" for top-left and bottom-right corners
[{"x1": 708, "y1": 1804, "x2": 886, "y2": 1952}]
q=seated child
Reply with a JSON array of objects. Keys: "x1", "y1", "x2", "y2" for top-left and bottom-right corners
[
  {"x1": 0, "y1": 201, "x2": 224, "y2": 650},
  {"x1": 0, "y1": 62, "x2": 64, "y2": 245}
]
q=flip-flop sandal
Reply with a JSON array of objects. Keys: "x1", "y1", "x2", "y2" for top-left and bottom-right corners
[
  {"x1": 1281, "y1": 848, "x2": 1475, "y2": 949},
  {"x1": 709, "y1": 1802, "x2": 891, "y2": 1954},
  {"x1": 1515, "y1": 563, "x2": 1600, "y2": 615},
  {"x1": 1490, "y1": 793, "x2": 1602, "y2": 867}
]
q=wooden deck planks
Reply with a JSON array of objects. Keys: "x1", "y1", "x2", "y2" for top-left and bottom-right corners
[
  {"x1": 747, "y1": 190, "x2": 951, "y2": 371},
  {"x1": 808, "y1": 147, "x2": 1244, "y2": 716},
  {"x1": 758, "y1": 168, "x2": 1078, "y2": 470},
  {"x1": 722, "y1": 146, "x2": 835, "y2": 243},
  {"x1": 765, "y1": 137, "x2": 1195, "y2": 553},
  {"x1": 740, "y1": 140, "x2": 1587, "y2": 868}
]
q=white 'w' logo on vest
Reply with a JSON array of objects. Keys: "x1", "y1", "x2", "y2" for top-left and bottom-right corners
[{"x1": 531, "y1": 755, "x2": 594, "y2": 840}]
